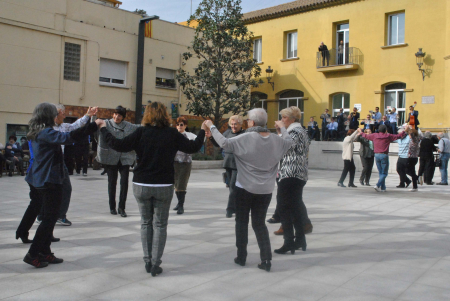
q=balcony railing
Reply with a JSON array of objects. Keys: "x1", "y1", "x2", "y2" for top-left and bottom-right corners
[{"x1": 316, "y1": 47, "x2": 362, "y2": 69}]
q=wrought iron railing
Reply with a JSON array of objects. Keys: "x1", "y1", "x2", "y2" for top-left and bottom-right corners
[{"x1": 316, "y1": 47, "x2": 362, "y2": 68}]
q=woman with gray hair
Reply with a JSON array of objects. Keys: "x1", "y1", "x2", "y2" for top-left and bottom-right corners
[
  {"x1": 207, "y1": 115, "x2": 245, "y2": 217},
  {"x1": 204, "y1": 108, "x2": 293, "y2": 272}
]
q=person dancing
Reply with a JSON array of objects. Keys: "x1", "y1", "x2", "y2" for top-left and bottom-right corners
[
  {"x1": 98, "y1": 102, "x2": 205, "y2": 276},
  {"x1": 173, "y1": 117, "x2": 198, "y2": 215},
  {"x1": 406, "y1": 126, "x2": 420, "y2": 192},
  {"x1": 358, "y1": 129, "x2": 374, "y2": 186},
  {"x1": 337, "y1": 129, "x2": 360, "y2": 187},
  {"x1": 23, "y1": 103, "x2": 97, "y2": 268},
  {"x1": 204, "y1": 109, "x2": 293, "y2": 272}
]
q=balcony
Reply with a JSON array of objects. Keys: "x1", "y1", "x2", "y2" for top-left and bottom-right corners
[{"x1": 316, "y1": 47, "x2": 362, "y2": 72}]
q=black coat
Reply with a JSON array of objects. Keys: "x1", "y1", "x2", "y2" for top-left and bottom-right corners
[
  {"x1": 318, "y1": 45, "x2": 329, "y2": 57},
  {"x1": 419, "y1": 138, "x2": 437, "y2": 157}
]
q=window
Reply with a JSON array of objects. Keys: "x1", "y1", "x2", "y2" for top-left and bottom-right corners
[
  {"x1": 332, "y1": 93, "x2": 350, "y2": 117},
  {"x1": 253, "y1": 38, "x2": 262, "y2": 62},
  {"x1": 286, "y1": 32, "x2": 297, "y2": 58},
  {"x1": 384, "y1": 82, "x2": 406, "y2": 124},
  {"x1": 156, "y1": 68, "x2": 176, "y2": 89},
  {"x1": 252, "y1": 92, "x2": 267, "y2": 111},
  {"x1": 388, "y1": 12, "x2": 405, "y2": 45},
  {"x1": 99, "y1": 58, "x2": 127, "y2": 86},
  {"x1": 278, "y1": 90, "x2": 304, "y2": 124},
  {"x1": 64, "y1": 42, "x2": 81, "y2": 81}
]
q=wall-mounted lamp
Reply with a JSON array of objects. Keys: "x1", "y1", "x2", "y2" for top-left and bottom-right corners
[
  {"x1": 415, "y1": 48, "x2": 426, "y2": 81},
  {"x1": 266, "y1": 66, "x2": 274, "y2": 90}
]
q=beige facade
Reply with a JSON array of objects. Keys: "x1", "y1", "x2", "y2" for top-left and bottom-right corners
[{"x1": 0, "y1": 0, "x2": 195, "y2": 143}]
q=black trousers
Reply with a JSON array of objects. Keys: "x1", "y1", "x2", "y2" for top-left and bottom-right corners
[
  {"x1": 17, "y1": 184, "x2": 42, "y2": 238},
  {"x1": 321, "y1": 126, "x2": 327, "y2": 141},
  {"x1": 28, "y1": 183, "x2": 63, "y2": 257},
  {"x1": 397, "y1": 157, "x2": 411, "y2": 186},
  {"x1": 339, "y1": 159, "x2": 355, "y2": 185},
  {"x1": 75, "y1": 145, "x2": 89, "y2": 174},
  {"x1": 225, "y1": 168, "x2": 238, "y2": 213},
  {"x1": 64, "y1": 145, "x2": 76, "y2": 174},
  {"x1": 277, "y1": 178, "x2": 306, "y2": 244},
  {"x1": 235, "y1": 187, "x2": 272, "y2": 262},
  {"x1": 406, "y1": 158, "x2": 419, "y2": 189},
  {"x1": 272, "y1": 179, "x2": 311, "y2": 226},
  {"x1": 418, "y1": 155, "x2": 434, "y2": 184},
  {"x1": 360, "y1": 156, "x2": 374, "y2": 184},
  {"x1": 106, "y1": 161, "x2": 130, "y2": 210}
]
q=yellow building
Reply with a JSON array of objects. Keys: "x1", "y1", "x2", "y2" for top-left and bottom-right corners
[
  {"x1": 0, "y1": 0, "x2": 196, "y2": 143},
  {"x1": 244, "y1": 0, "x2": 450, "y2": 132}
]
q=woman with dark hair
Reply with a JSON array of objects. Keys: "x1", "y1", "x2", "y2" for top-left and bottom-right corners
[
  {"x1": 173, "y1": 117, "x2": 198, "y2": 215},
  {"x1": 98, "y1": 102, "x2": 205, "y2": 276},
  {"x1": 23, "y1": 103, "x2": 97, "y2": 268},
  {"x1": 407, "y1": 126, "x2": 421, "y2": 192},
  {"x1": 337, "y1": 129, "x2": 360, "y2": 187}
]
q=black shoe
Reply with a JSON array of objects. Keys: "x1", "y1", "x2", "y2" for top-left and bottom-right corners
[
  {"x1": 177, "y1": 206, "x2": 184, "y2": 215},
  {"x1": 426, "y1": 182, "x2": 435, "y2": 185},
  {"x1": 226, "y1": 211, "x2": 233, "y2": 218},
  {"x1": 294, "y1": 238, "x2": 307, "y2": 251},
  {"x1": 51, "y1": 236, "x2": 60, "y2": 242},
  {"x1": 359, "y1": 181, "x2": 364, "y2": 186},
  {"x1": 151, "y1": 265, "x2": 163, "y2": 277},
  {"x1": 8, "y1": 172, "x2": 12, "y2": 177},
  {"x1": 110, "y1": 209, "x2": 117, "y2": 215},
  {"x1": 145, "y1": 262, "x2": 152, "y2": 273},
  {"x1": 266, "y1": 218, "x2": 280, "y2": 224},
  {"x1": 437, "y1": 182, "x2": 448, "y2": 185},
  {"x1": 16, "y1": 232, "x2": 33, "y2": 244},
  {"x1": 396, "y1": 184, "x2": 406, "y2": 188},
  {"x1": 337, "y1": 182, "x2": 346, "y2": 187},
  {"x1": 274, "y1": 244, "x2": 295, "y2": 255},
  {"x1": 257, "y1": 260, "x2": 271, "y2": 272},
  {"x1": 234, "y1": 257, "x2": 246, "y2": 266},
  {"x1": 39, "y1": 253, "x2": 63, "y2": 264},
  {"x1": 348, "y1": 184, "x2": 357, "y2": 188},
  {"x1": 173, "y1": 204, "x2": 180, "y2": 211},
  {"x1": 118, "y1": 208, "x2": 127, "y2": 218},
  {"x1": 101, "y1": 170, "x2": 107, "y2": 175},
  {"x1": 23, "y1": 253, "x2": 48, "y2": 268},
  {"x1": 365, "y1": 183, "x2": 371, "y2": 186},
  {"x1": 406, "y1": 181, "x2": 412, "y2": 188}
]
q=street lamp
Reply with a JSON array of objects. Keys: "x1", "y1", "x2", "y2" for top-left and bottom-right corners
[
  {"x1": 266, "y1": 66, "x2": 274, "y2": 90},
  {"x1": 415, "y1": 48, "x2": 426, "y2": 81}
]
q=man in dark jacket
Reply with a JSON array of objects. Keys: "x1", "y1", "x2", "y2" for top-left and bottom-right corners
[
  {"x1": 418, "y1": 132, "x2": 437, "y2": 185},
  {"x1": 357, "y1": 130, "x2": 375, "y2": 186},
  {"x1": 74, "y1": 134, "x2": 90, "y2": 176},
  {"x1": 348, "y1": 107, "x2": 360, "y2": 130},
  {"x1": 407, "y1": 106, "x2": 420, "y2": 130},
  {"x1": 375, "y1": 116, "x2": 391, "y2": 133},
  {"x1": 209, "y1": 116, "x2": 245, "y2": 218},
  {"x1": 320, "y1": 109, "x2": 330, "y2": 141},
  {"x1": 5, "y1": 135, "x2": 24, "y2": 176},
  {"x1": 318, "y1": 42, "x2": 329, "y2": 66}
]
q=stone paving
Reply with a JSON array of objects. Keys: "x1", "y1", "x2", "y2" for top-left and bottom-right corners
[{"x1": 1, "y1": 168, "x2": 450, "y2": 300}]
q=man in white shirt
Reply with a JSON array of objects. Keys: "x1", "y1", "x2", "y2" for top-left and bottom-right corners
[
  {"x1": 386, "y1": 107, "x2": 398, "y2": 134},
  {"x1": 324, "y1": 117, "x2": 338, "y2": 141}
]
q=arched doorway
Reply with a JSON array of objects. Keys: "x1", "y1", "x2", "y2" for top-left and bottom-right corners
[
  {"x1": 278, "y1": 90, "x2": 304, "y2": 125},
  {"x1": 330, "y1": 93, "x2": 350, "y2": 117},
  {"x1": 251, "y1": 92, "x2": 268, "y2": 111}
]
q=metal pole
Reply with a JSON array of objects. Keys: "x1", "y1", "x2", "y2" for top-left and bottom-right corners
[
  {"x1": 191, "y1": 0, "x2": 192, "y2": 16},
  {"x1": 135, "y1": 16, "x2": 159, "y2": 124}
]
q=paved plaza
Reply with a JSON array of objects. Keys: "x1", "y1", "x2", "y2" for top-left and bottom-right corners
[{"x1": 1, "y1": 168, "x2": 450, "y2": 300}]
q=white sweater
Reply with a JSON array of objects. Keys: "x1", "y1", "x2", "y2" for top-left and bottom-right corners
[{"x1": 342, "y1": 130, "x2": 359, "y2": 160}]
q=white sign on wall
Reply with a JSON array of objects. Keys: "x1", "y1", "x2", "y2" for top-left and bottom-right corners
[
  {"x1": 354, "y1": 104, "x2": 362, "y2": 112},
  {"x1": 422, "y1": 96, "x2": 435, "y2": 104}
]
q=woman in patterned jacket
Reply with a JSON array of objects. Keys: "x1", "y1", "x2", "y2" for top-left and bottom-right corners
[{"x1": 274, "y1": 106, "x2": 311, "y2": 254}]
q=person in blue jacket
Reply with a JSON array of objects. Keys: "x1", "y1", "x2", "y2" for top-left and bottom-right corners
[{"x1": 22, "y1": 103, "x2": 97, "y2": 268}]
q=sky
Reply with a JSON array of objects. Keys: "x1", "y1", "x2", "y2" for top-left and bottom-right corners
[{"x1": 119, "y1": 0, "x2": 294, "y2": 23}]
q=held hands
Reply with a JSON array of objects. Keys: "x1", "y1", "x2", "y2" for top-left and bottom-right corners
[
  {"x1": 6, "y1": 145, "x2": 12, "y2": 149},
  {"x1": 86, "y1": 107, "x2": 99, "y2": 117},
  {"x1": 274, "y1": 120, "x2": 286, "y2": 130},
  {"x1": 356, "y1": 128, "x2": 362, "y2": 133},
  {"x1": 203, "y1": 120, "x2": 213, "y2": 129},
  {"x1": 95, "y1": 119, "x2": 106, "y2": 128}
]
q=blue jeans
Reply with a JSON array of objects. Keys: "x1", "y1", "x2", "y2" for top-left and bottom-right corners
[
  {"x1": 375, "y1": 153, "x2": 389, "y2": 190},
  {"x1": 439, "y1": 153, "x2": 450, "y2": 184}
]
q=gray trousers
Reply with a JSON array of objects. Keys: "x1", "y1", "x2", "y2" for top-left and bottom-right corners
[{"x1": 133, "y1": 184, "x2": 174, "y2": 267}]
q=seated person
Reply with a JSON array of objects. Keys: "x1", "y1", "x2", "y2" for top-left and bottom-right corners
[
  {"x1": 374, "y1": 116, "x2": 391, "y2": 133},
  {"x1": 360, "y1": 114, "x2": 375, "y2": 133},
  {"x1": 324, "y1": 117, "x2": 338, "y2": 141},
  {"x1": 307, "y1": 117, "x2": 318, "y2": 140},
  {"x1": 0, "y1": 143, "x2": 5, "y2": 177},
  {"x1": 5, "y1": 135, "x2": 24, "y2": 177}
]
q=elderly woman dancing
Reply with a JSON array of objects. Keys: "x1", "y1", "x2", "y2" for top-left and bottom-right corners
[
  {"x1": 337, "y1": 129, "x2": 360, "y2": 187},
  {"x1": 274, "y1": 106, "x2": 310, "y2": 254},
  {"x1": 204, "y1": 108, "x2": 293, "y2": 272},
  {"x1": 99, "y1": 102, "x2": 205, "y2": 276},
  {"x1": 208, "y1": 115, "x2": 245, "y2": 217}
]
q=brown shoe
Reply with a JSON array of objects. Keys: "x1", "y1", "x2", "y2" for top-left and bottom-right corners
[
  {"x1": 274, "y1": 225, "x2": 284, "y2": 235},
  {"x1": 303, "y1": 223, "x2": 313, "y2": 234}
]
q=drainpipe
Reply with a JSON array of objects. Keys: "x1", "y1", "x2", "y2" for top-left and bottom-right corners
[{"x1": 135, "y1": 15, "x2": 159, "y2": 124}]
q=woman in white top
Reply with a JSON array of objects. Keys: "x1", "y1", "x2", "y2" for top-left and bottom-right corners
[
  {"x1": 338, "y1": 129, "x2": 360, "y2": 187},
  {"x1": 173, "y1": 117, "x2": 197, "y2": 214}
]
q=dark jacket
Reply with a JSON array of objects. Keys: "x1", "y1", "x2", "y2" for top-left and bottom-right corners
[
  {"x1": 101, "y1": 126, "x2": 205, "y2": 185},
  {"x1": 320, "y1": 113, "x2": 330, "y2": 127},
  {"x1": 318, "y1": 45, "x2": 329, "y2": 57},
  {"x1": 349, "y1": 112, "x2": 360, "y2": 130},
  {"x1": 307, "y1": 121, "x2": 318, "y2": 131},
  {"x1": 210, "y1": 128, "x2": 245, "y2": 170},
  {"x1": 357, "y1": 136, "x2": 374, "y2": 158},
  {"x1": 407, "y1": 110, "x2": 420, "y2": 126},
  {"x1": 5, "y1": 142, "x2": 23, "y2": 159},
  {"x1": 26, "y1": 122, "x2": 97, "y2": 188},
  {"x1": 375, "y1": 120, "x2": 391, "y2": 133},
  {"x1": 360, "y1": 120, "x2": 374, "y2": 132},
  {"x1": 419, "y1": 138, "x2": 437, "y2": 157}
]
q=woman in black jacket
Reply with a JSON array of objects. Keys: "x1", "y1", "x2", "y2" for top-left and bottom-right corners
[
  {"x1": 357, "y1": 129, "x2": 375, "y2": 186},
  {"x1": 207, "y1": 115, "x2": 245, "y2": 218},
  {"x1": 418, "y1": 132, "x2": 437, "y2": 185},
  {"x1": 98, "y1": 102, "x2": 205, "y2": 277}
]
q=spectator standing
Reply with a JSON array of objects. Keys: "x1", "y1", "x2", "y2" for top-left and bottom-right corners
[
  {"x1": 357, "y1": 129, "x2": 375, "y2": 186},
  {"x1": 336, "y1": 108, "x2": 347, "y2": 138},
  {"x1": 358, "y1": 125, "x2": 405, "y2": 192},
  {"x1": 348, "y1": 107, "x2": 360, "y2": 130},
  {"x1": 418, "y1": 132, "x2": 437, "y2": 185},
  {"x1": 386, "y1": 107, "x2": 398, "y2": 134},
  {"x1": 338, "y1": 40, "x2": 344, "y2": 64},
  {"x1": 74, "y1": 134, "x2": 90, "y2": 176},
  {"x1": 371, "y1": 107, "x2": 382, "y2": 123},
  {"x1": 437, "y1": 132, "x2": 450, "y2": 185},
  {"x1": 320, "y1": 109, "x2": 330, "y2": 141},
  {"x1": 318, "y1": 42, "x2": 329, "y2": 66},
  {"x1": 406, "y1": 104, "x2": 419, "y2": 130}
]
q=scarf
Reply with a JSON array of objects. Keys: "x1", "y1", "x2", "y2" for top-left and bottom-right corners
[
  {"x1": 287, "y1": 122, "x2": 302, "y2": 132},
  {"x1": 246, "y1": 126, "x2": 270, "y2": 133}
]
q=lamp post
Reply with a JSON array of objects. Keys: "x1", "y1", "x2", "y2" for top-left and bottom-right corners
[
  {"x1": 415, "y1": 48, "x2": 426, "y2": 81},
  {"x1": 266, "y1": 66, "x2": 274, "y2": 90}
]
